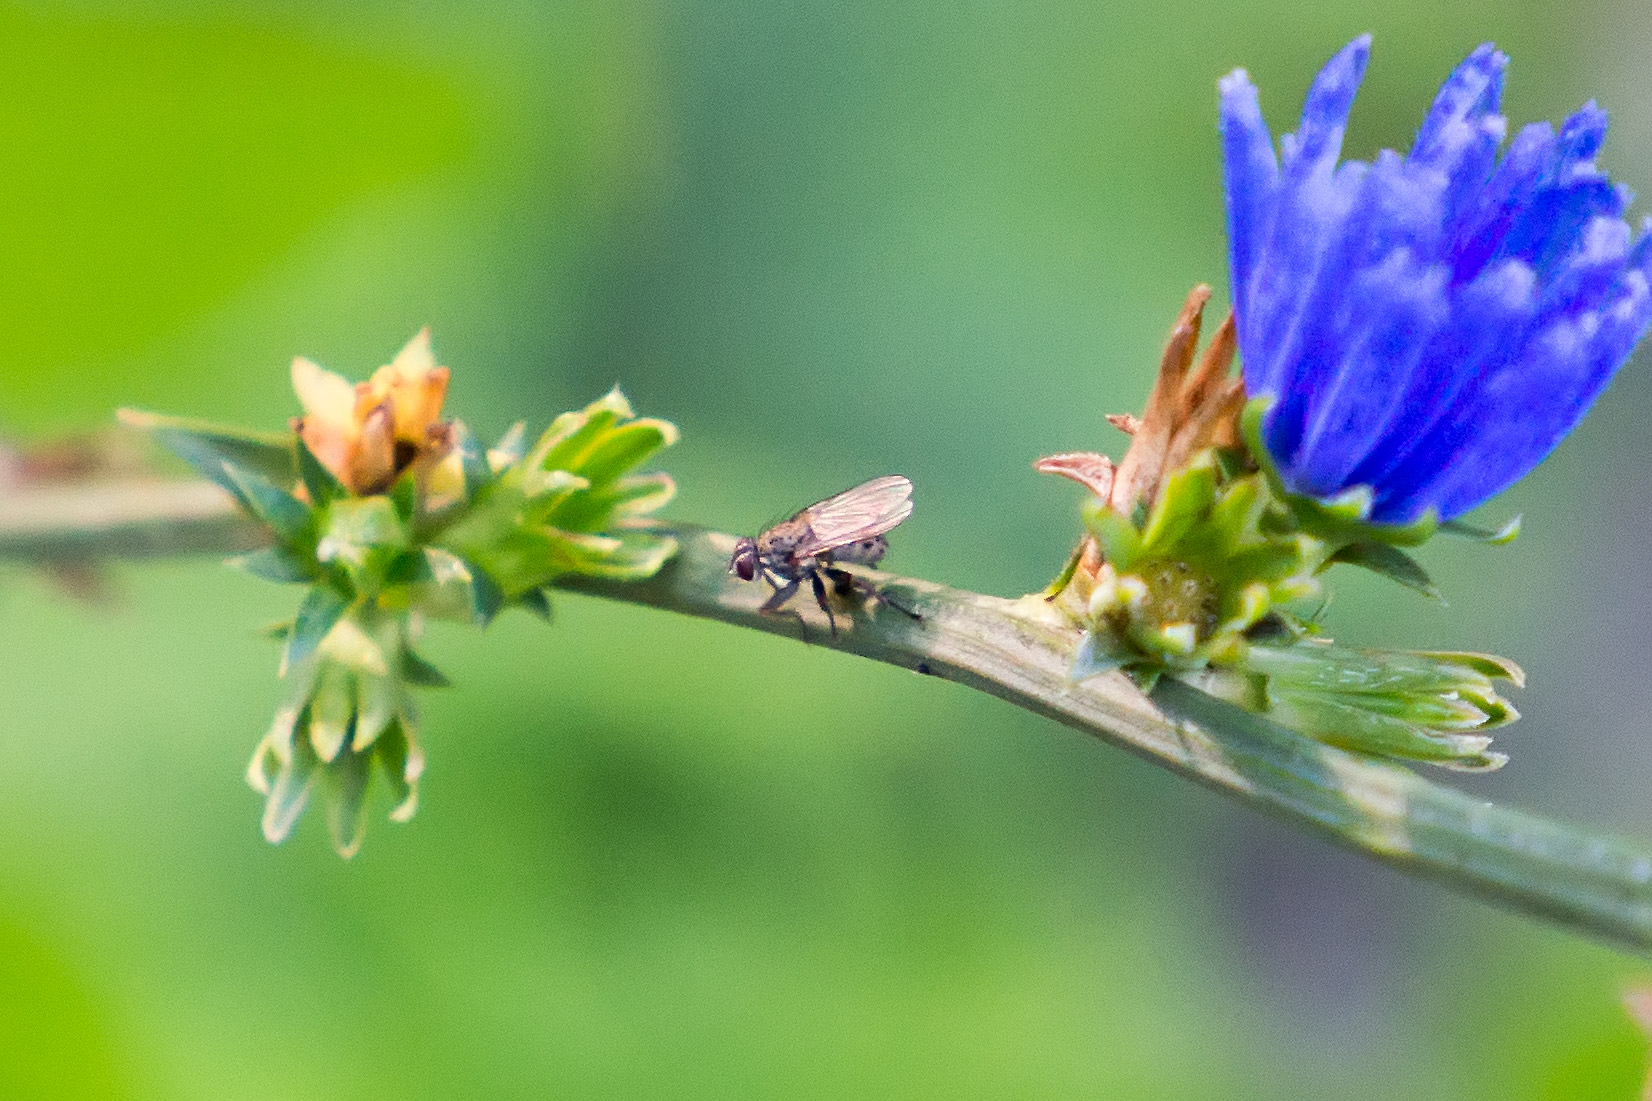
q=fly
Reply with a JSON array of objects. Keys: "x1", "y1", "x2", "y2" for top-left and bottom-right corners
[{"x1": 729, "y1": 474, "x2": 921, "y2": 636}]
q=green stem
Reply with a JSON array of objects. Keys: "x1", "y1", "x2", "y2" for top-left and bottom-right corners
[{"x1": 6, "y1": 478, "x2": 1652, "y2": 954}]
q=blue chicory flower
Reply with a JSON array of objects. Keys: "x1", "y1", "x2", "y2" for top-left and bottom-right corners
[{"x1": 1221, "y1": 35, "x2": 1652, "y2": 524}]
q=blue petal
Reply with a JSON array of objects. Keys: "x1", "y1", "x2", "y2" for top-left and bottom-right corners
[
  {"x1": 1418, "y1": 273, "x2": 1652, "y2": 518},
  {"x1": 1413, "y1": 45, "x2": 1505, "y2": 163},
  {"x1": 1291, "y1": 34, "x2": 1370, "y2": 171},
  {"x1": 1291, "y1": 252, "x2": 1450, "y2": 495},
  {"x1": 1221, "y1": 37, "x2": 1652, "y2": 523},
  {"x1": 1220, "y1": 68, "x2": 1279, "y2": 342}
]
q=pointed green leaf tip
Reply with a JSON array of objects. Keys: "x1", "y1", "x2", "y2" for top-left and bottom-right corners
[
  {"x1": 437, "y1": 388, "x2": 679, "y2": 600},
  {"x1": 118, "y1": 408, "x2": 297, "y2": 493},
  {"x1": 1044, "y1": 391, "x2": 1530, "y2": 770},
  {"x1": 251, "y1": 605, "x2": 429, "y2": 856},
  {"x1": 1239, "y1": 398, "x2": 1439, "y2": 549},
  {"x1": 1070, "y1": 452, "x2": 1321, "y2": 672},
  {"x1": 1208, "y1": 640, "x2": 1523, "y2": 771},
  {"x1": 132, "y1": 370, "x2": 679, "y2": 856}
]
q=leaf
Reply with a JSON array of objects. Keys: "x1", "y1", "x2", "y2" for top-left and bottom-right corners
[
  {"x1": 324, "y1": 748, "x2": 372, "y2": 859},
  {"x1": 516, "y1": 587, "x2": 554, "y2": 621},
  {"x1": 416, "y1": 549, "x2": 505, "y2": 626},
  {"x1": 118, "y1": 409, "x2": 296, "y2": 490},
  {"x1": 1441, "y1": 514, "x2": 1522, "y2": 545},
  {"x1": 400, "y1": 647, "x2": 450, "y2": 688},
  {"x1": 1083, "y1": 503, "x2": 1143, "y2": 570},
  {"x1": 228, "y1": 546, "x2": 315, "y2": 584},
  {"x1": 296, "y1": 436, "x2": 347, "y2": 506},
  {"x1": 308, "y1": 665, "x2": 354, "y2": 763},
  {"x1": 451, "y1": 420, "x2": 493, "y2": 499},
  {"x1": 219, "y1": 464, "x2": 312, "y2": 545},
  {"x1": 261, "y1": 725, "x2": 319, "y2": 844},
  {"x1": 281, "y1": 585, "x2": 351, "y2": 676},
  {"x1": 1069, "y1": 630, "x2": 1128, "y2": 683},
  {"x1": 549, "y1": 472, "x2": 677, "y2": 531},
  {"x1": 376, "y1": 721, "x2": 424, "y2": 822},
  {"x1": 568, "y1": 419, "x2": 680, "y2": 486},
  {"x1": 1327, "y1": 541, "x2": 1441, "y2": 600}
]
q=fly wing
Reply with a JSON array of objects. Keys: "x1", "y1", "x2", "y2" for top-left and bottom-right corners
[{"x1": 793, "y1": 475, "x2": 914, "y2": 558}]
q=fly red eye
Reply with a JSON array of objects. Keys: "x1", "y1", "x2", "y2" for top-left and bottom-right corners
[{"x1": 730, "y1": 540, "x2": 759, "y2": 581}]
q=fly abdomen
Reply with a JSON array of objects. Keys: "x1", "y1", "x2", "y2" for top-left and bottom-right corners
[{"x1": 828, "y1": 534, "x2": 889, "y2": 567}]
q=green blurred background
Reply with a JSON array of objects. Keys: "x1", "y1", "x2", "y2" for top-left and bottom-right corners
[{"x1": 2, "y1": 1, "x2": 1651, "y2": 1096}]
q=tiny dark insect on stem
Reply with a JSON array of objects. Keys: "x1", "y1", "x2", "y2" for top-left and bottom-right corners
[{"x1": 728, "y1": 475, "x2": 922, "y2": 637}]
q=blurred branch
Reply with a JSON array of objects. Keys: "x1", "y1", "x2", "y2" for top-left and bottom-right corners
[
  {"x1": 7, "y1": 478, "x2": 1652, "y2": 954},
  {"x1": 0, "y1": 479, "x2": 263, "y2": 559}
]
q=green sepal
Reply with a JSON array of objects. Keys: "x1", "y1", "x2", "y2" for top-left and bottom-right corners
[
  {"x1": 323, "y1": 745, "x2": 372, "y2": 858},
  {"x1": 1083, "y1": 500, "x2": 1143, "y2": 571},
  {"x1": 1069, "y1": 630, "x2": 1128, "y2": 683},
  {"x1": 1240, "y1": 398, "x2": 1438, "y2": 549},
  {"x1": 1139, "y1": 457, "x2": 1219, "y2": 552},
  {"x1": 308, "y1": 663, "x2": 354, "y2": 763},
  {"x1": 228, "y1": 546, "x2": 316, "y2": 584},
  {"x1": 516, "y1": 587, "x2": 554, "y2": 621},
  {"x1": 119, "y1": 409, "x2": 296, "y2": 493},
  {"x1": 459, "y1": 548, "x2": 502, "y2": 624},
  {"x1": 315, "y1": 496, "x2": 409, "y2": 580},
  {"x1": 414, "y1": 549, "x2": 505, "y2": 627},
  {"x1": 217, "y1": 462, "x2": 311, "y2": 546},
  {"x1": 1411, "y1": 650, "x2": 1526, "y2": 688},
  {"x1": 530, "y1": 388, "x2": 632, "y2": 473},
  {"x1": 1241, "y1": 643, "x2": 1511, "y2": 697},
  {"x1": 1043, "y1": 542, "x2": 1085, "y2": 599},
  {"x1": 489, "y1": 422, "x2": 527, "y2": 468},
  {"x1": 603, "y1": 473, "x2": 679, "y2": 517},
  {"x1": 451, "y1": 421, "x2": 494, "y2": 500},
  {"x1": 1265, "y1": 692, "x2": 1504, "y2": 770},
  {"x1": 562, "y1": 419, "x2": 680, "y2": 488},
  {"x1": 387, "y1": 466, "x2": 419, "y2": 525},
  {"x1": 549, "y1": 472, "x2": 678, "y2": 531},
  {"x1": 354, "y1": 669, "x2": 399, "y2": 753},
  {"x1": 1326, "y1": 542, "x2": 1440, "y2": 601},
  {"x1": 296, "y1": 435, "x2": 347, "y2": 506},
  {"x1": 548, "y1": 529, "x2": 680, "y2": 581},
  {"x1": 517, "y1": 469, "x2": 589, "y2": 520},
  {"x1": 1229, "y1": 640, "x2": 1521, "y2": 770},
  {"x1": 376, "y1": 720, "x2": 423, "y2": 823},
  {"x1": 400, "y1": 647, "x2": 451, "y2": 688},
  {"x1": 1441, "y1": 515, "x2": 1522, "y2": 545},
  {"x1": 1126, "y1": 665, "x2": 1162, "y2": 693},
  {"x1": 281, "y1": 584, "x2": 351, "y2": 676},
  {"x1": 256, "y1": 712, "x2": 320, "y2": 844}
]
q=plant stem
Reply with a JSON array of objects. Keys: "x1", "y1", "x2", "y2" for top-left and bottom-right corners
[{"x1": 6, "y1": 478, "x2": 1652, "y2": 954}]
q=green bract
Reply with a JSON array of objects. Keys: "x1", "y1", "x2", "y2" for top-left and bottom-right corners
[
  {"x1": 1070, "y1": 452, "x2": 1320, "y2": 680},
  {"x1": 125, "y1": 388, "x2": 678, "y2": 855},
  {"x1": 1048, "y1": 402, "x2": 1522, "y2": 771}
]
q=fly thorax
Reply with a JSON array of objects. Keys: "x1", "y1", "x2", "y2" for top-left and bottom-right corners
[{"x1": 758, "y1": 525, "x2": 807, "y2": 566}]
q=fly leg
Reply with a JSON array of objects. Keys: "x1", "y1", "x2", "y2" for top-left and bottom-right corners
[
  {"x1": 825, "y1": 568, "x2": 922, "y2": 622},
  {"x1": 808, "y1": 569, "x2": 840, "y2": 637},
  {"x1": 757, "y1": 574, "x2": 813, "y2": 642}
]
